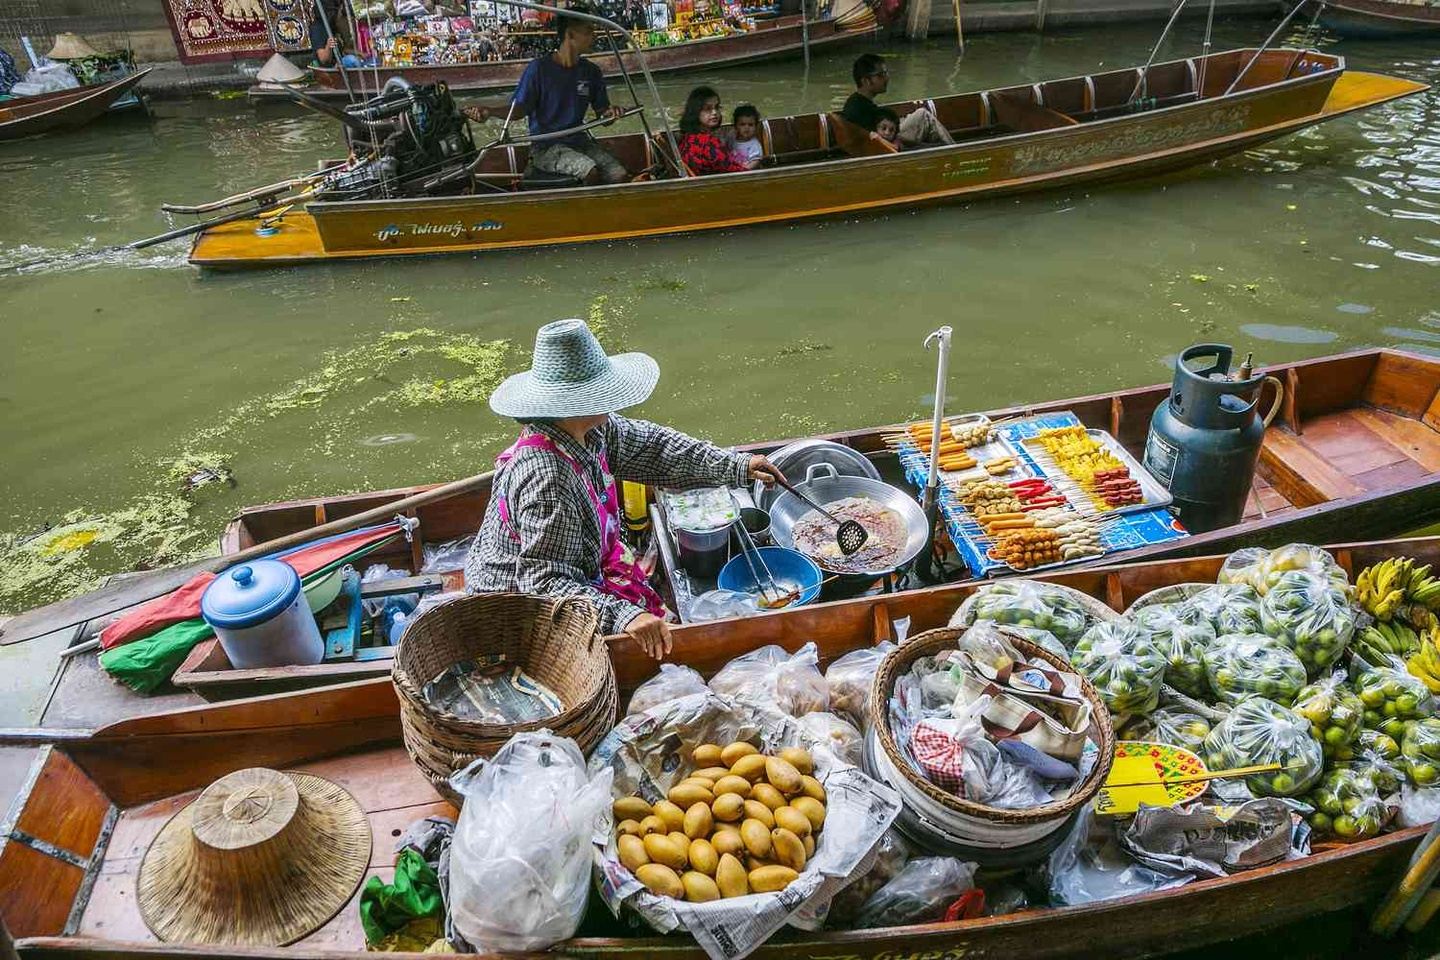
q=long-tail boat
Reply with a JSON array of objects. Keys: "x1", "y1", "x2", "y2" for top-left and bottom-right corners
[
  {"x1": 39, "y1": 347, "x2": 1440, "y2": 709},
  {"x1": 1288, "y1": 0, "x2": 1440, "y2": 37},
  {"x1": 251, "y1": 10, "x2": 879, "y2": 102},
  {"x1": 184, "y1": 47, "x2": 1425, "y2": 269},
  {"x1": 0, "y1": 69, "x2": 150, "y2": 142},
  {"x1": 6, "y1": 533, "x2": 1440, "y2": 959}
]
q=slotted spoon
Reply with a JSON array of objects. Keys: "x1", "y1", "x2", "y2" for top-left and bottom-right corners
[{"x1": 772, "y1": 475, "x2": 869, "y2": 555}]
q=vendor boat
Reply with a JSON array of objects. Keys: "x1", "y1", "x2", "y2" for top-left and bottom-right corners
[
  {"x1": 250, "y1": 10, "x2": 880, "y2": 102},
  {"x1": 178, "y1": 41, "x2": 1425, "y2": 268},
  {"x1": 19, "y1": 347, "x2": 1440, "y2": 715},
  {"x1": 0, "y1": 69, "x2": 150, "y2": 142},
  {"x1": 6, "y1": 532, "x2": 1440, "y2": 959}
]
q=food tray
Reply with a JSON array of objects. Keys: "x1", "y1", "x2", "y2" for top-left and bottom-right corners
[
  {"x1": 1019, "y1": 428, "x2": 1173, "y2": 517},
  {"x1": 933, "y1": 414, "x2": 1036, "y2": 485}
]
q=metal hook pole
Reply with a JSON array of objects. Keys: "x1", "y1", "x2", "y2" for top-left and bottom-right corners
[
  {"x1": 1129, "y1": 0, "x2": 1189, "y2": 104},
  {"x1": 1224, "y1": 0, "x2": 1313, "y2": 96}
]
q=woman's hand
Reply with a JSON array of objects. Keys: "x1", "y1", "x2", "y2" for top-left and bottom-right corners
[
  {"x1": 747, "y1": 454, "x2": 785, "y2": 487},
  {"x1": 625, "y1": 611, "x2": 672, "y2": 660}
]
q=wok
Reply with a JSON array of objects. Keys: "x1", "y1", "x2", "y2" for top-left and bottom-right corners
[{"x1": 769, "y1": 463, "x2": 931, "y2": 577}]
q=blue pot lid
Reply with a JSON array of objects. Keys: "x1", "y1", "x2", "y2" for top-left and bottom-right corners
[{"x1": 201, "y1": 559, "x2": 302, "y2": 629}]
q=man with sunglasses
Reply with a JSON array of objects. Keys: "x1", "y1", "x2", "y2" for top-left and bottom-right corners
[{"x1": 841, "y1": 53, "x2": 953, "y2": 149}]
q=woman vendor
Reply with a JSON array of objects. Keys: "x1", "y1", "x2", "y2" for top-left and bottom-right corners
[{"x1": 465, "y1": 319, "x2": 783, "y2": 659}]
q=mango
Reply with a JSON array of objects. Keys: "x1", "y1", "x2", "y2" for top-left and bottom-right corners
[
  {"x1": 765, "y1": 756, "x2": 803, "y2": 795},
  {"x1": 712, "y1": 827, "x2": 745, "y2": 857},
  {"x1": 618, "y1": 833, "x2": 650, "y2": 872},
  {"x1": 616, "y1": 818, "x2": 643, "y2": 837},
  {"x1": 683, "y1": 801, "x2": 713, "y2": 839},
  {"x1": 791, "y1": 796, "x2": 827, "y2": 832},
  {"x1": 774, "y1": 806, "x2": 812, "y2": 839},
  {"x1": 693, "y1": 743, "x2": 724, "y2": 767},
  {"x1": 721, "y1": 741, "x2": 760, "y2": 766},
  {"x1": 799, "y1": 775, "x2": 826, "y2": 802},
  {"x1": 636, "y1": 863, "x2": 684, "y2": 899},
  {"x1": 713, "y1": 775, "x2": 752, "y2": 798},
  {"x1": 751, "y1": 783, "x2": 786, "y2": 811},
  {"x1": 712, "y1": 793, "x2": 746, "y2": 822},
  {"x1": 716, "y1": 853, "x2": 748, "y2": 898},
  {"x1": 653, "y1": 799, "x2": 686, "y2": 833},
  {"x1": 741, "y1": 818, "x2": 773, "y2": 858},
  {"x1": 743, "y1": 799, "x2": 776, "y2": 828},
  {"x1": 771, "y1": 827, "x2": 806, "y2": 871},
  {"x1": 643, "y1": 833, "x2": 687, "y2": 870},
  {"x1": 730, "y1": 754, "x2": 768, "y2": 783},
  {"x1": 688, "y1": 837, "x2": 719, "y2": 876},
  {"x1": 639, "y1": 815, "x2": 667, "y2": 836},
  {"x1": 669, "y1": 782, "x2": 715, "y2": 808},
  {"x1": 613, "y1": 796, "x2": 652, "y2": 822},
  {"x1": 749, "y1": 865, "x2": 799, "y2": 893},
  {"x1": 693, "y1": 766, "x2": 732, "y2": 782},
  {"x1": 778, "y1": 747, "x2": 814, "y2": 776},
  {"x1": 682, "y1": 870, "x2": 722, "y2": 903}
]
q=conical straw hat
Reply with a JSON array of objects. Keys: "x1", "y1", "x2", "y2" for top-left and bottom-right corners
[
  {"x1": 47, "y1": 33, "x2": 100, "y2": 60},
  {"x1": 138, "y1": 768, "x2": 372, "y2": 946}
]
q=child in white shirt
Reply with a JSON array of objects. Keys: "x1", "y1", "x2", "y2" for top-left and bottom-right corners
[{"x1": 731, "y1": 103, "x2": 764, "y2": 169}]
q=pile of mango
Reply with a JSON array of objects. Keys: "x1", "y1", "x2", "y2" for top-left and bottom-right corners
[{"x1": 613, "y1": 742, "x2": 827, "y2": 902}]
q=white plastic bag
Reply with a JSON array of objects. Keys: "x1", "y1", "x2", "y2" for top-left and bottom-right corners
[
  {"x1": 824, "y1": 643, "x2": 895, "y2": 727},
  {"x1": 627, "y1": 663, "x2": 709, "y2": 716},
  {"x1": 448, "y1": 731, "x2": 613, "y2": 952},
  {"x1": 797, "y1": 711, "x2": 864, "y2": 767},
  {"x1": 852, "y1": 857, "x2": 978, "y2": 928},
  {"x1": 21, "y1": 63, "x2": 79, "y2": 93},
  {"x1": 709, "y1": 642, "x2": 829, "y2": 717}
]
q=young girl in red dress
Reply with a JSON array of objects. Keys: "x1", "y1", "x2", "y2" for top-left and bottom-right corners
[{"x1": 676, "y1": 85, "x2": 749, "y2": 176}]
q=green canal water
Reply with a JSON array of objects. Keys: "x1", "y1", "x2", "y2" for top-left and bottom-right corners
[{"x1": 0, "y1": 19, "x2": 1439, "y2": 952}]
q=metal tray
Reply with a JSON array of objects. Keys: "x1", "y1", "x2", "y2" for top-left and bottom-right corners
[
  {"x1": 1018, "y1": 428, "x2": 1173, "y2": 517},
  {"x1": 928, "y1": 415, "x2": 1035, "y2": 485}
]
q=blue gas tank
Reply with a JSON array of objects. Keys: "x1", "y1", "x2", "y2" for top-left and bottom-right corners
[{"x1": 1143, "y1": 344, "x2": 1283, "y2": 534}]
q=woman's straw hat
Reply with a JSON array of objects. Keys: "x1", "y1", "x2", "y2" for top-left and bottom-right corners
[
  {"x1": 489, "y1": 319, "x2": 659, "y2": 419},
  {"x1": 138, "y1": 767, "x2": 372, "y2": 946},
  {"x1": 47, "y1": 33, "x2": 101, "y2": 60}
]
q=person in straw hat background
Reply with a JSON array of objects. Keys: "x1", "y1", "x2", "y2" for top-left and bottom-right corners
[{"x1": 466, "y1": 319, "x2": 784, "y2": 658}]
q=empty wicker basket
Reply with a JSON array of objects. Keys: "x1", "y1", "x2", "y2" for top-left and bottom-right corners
[{"x1": 393, "y1": 592, "x2": 616, "y2": 803}]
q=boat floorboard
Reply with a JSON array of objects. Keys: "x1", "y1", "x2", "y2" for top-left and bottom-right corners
[{"x1": 79, "y1": 745, "x2": 451, "y2": 948}]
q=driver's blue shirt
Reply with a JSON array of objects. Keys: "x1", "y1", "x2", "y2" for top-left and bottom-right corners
[{"x1": 513, "y1": 55, "x2": 610, "y2": 147}]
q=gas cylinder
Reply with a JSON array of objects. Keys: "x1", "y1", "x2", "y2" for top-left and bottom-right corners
[{"x1": 1143, "y1": 344, "x2": 1284, "y2": 534}]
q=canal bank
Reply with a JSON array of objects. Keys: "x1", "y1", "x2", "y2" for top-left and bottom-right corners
[{"x1": 0, "y1": 0, "x2": 1277, "y2": 99}]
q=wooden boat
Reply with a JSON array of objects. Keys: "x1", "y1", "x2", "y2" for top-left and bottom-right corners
[
  {"x1": 250, "y1": 14, "x2": 873, "y2": 102},
  {"x1": 0, "y1": 70, "x2": 150, "y2": 142},
  {"x1": 1288, "y1": 0, "x2": 1440, "y2": 37},
  {"x1": 141, "y1": 346, "x2": 1440, "y2": 702},
  {"x1": 187, "y1": 49, "x2": 1426, "y2": 269},
  {"x1": 8, "y1": 533, "x2": 1440, "y2": 959}
]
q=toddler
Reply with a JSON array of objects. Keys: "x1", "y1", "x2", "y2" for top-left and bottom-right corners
[{"x1": 731, "y1": 103, "x2": 764, "y2": 169}]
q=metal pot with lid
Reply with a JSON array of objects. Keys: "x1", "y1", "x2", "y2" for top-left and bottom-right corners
[{"x1": 769, "y1": 463, "x2": 930, "y2": 578}]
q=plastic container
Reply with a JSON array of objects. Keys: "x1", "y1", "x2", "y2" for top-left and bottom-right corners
[{"x1": 201, "y1": 560, "x2": 324, "y2": 668}]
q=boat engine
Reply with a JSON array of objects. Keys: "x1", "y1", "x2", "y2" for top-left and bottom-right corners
[{"x1": 323, "y1": 78, "x2": 477, "y2": 198}]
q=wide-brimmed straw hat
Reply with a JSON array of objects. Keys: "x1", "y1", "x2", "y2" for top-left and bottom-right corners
[
  {"x1": 47, "y1": 33, "x2": 100, "y2": 60},
  {"x1": 489, "y1": 318, "x2": 659, "y2": 418},
  {"x1": 138, "y1": 767, "x2": 371, "y2": 946}
]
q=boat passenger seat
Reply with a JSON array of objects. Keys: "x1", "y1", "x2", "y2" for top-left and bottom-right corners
[{"x1": 827, "y1": 113, "x2": 898, "y2": 158}]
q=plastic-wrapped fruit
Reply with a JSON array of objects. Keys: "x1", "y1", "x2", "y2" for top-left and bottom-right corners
[
  {"x1": 1356, "y1": 727, "x2": 1402, "y2": 762},
  {"x1": 969, "y1": 581, "x2": 1093, "y2": 648},
  {"x1": 1259, "y1": 544, "x2": 1350, "y2": 596},
  {"x1": 1304, "y1": 766, "x2": 1391, "y2": 841},
  {"x1": 1070, "y1": 621, "x2": 1168, "y2": 716},
  {"x1": 1202, "y1": 633, "x2": 1307, "y2": 707},
  {"x1": 1201, "y1": 696, "x2": 1323, "y2": 797},
  {"x1": 1120, "y1": 708, "x2": 1211, "y2": 754},
  {"x1": 1182, "y1": 583, "x2": 1265, "y2": 637},
  {"x1": 1290, "y1": 673, "x2": 1364, "y2": 758},
  {"x1": 1355, "y1": 666, "x2": 1435, "y2": 743},
  {"x1": 1129, "y1": 604, "x2": 1215, "y2": 698},
  {"x1": 1260, "y1": 570, "x2": 1356, "y2": 677},
  {"x1": 1403, "y1": 717, "x2": 1440, "y2": 786},
  {"x1": 1218, "y1": 547, "x2": 1269, "y2": 591}
]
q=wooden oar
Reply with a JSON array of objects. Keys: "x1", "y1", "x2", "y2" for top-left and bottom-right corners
[
  {"x1": 0, "y1": 470, "x2": 496, "y2": 648},
  {"x1": 1372, "y1": 815, "x2": 1440, "y2": 936}
]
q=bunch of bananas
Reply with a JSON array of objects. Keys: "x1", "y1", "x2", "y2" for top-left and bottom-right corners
[
  {"x1": 1354, "y1": 620, "x2": 1423, "y2": 667},
  {"x1": 1356, "y1": 558, "x2": 1440, "y2": 628},
  {"x1": 1407, "y1": 627, "x2": 1440, "y2": 694}
]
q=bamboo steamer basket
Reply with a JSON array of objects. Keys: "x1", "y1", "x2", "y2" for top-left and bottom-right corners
[
  {"x1": 867, "y1": 625, "x2": 1115, "y2": 861},
  {"x1": 393, "y1": 593, "x2": 616, "y2": 804}
]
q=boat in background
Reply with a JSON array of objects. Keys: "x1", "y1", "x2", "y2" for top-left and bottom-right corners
[
  {"x1": 7, "y1": 533, "x2": 1440, "y2": 959},
  {"x1": 0, "y1": 69, "x2": 151, "y2": 142},
  {"x1": 1290, "y1": 0, "x2": 1440, "y2": 37}
]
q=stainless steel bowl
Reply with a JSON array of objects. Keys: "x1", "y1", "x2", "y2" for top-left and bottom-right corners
[
  {"x1": 753, "y1": 439, "x2": 882, "y2": 511},
  {"x1": 769, "y1": 463, "x2": 930, "y2": 576}
]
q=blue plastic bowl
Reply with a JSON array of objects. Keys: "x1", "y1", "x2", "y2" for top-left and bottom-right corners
[{"x1": 717, "y1": 546, "x2": 823, "y2": 609}]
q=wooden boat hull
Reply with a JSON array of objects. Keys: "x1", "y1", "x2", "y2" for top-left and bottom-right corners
[
  {"x1": 0, "y1": 70, "x2": 150, "y2": 142},
  {"x1": 1289, "y1": 0, "x2": 1440, "y2": 37},
  {"x1": 190, "y1": 52, "x2": 1428, "y2": 269},
  {"x1": 252, "y1": 17, "x2": 863, "y2": 100},
  {"x1": 148, "y1": 347, "x2": 1440, "y2": 703},
  {"x1": 10, "y1": 534, "x2": 1440, "y2": 958}
]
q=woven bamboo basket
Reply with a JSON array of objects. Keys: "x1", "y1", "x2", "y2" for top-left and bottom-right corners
[
  {"x1": 393, "y1": 593, "x2": 616, "y2": 804},
  {"x1": 948, "y1": 579, "x2": 1119, "y2": 630},
  {"x1": 1125, "y1": 582, "x2": 1213, "y2": 613},
  {"x1": 868, "y1": 625, "x2": 1115, "y2": 828}
]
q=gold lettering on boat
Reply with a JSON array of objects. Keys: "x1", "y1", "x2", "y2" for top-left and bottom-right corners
[
  {"x1": 1010, "y1": 105, "x2": 1250, "y2": 175},
  {"x1": 374, "y1": 220, "x2": 503, "y2": 243},
  {"x1": 942, "y1": 157, "x2": 992, "y2": 180}
]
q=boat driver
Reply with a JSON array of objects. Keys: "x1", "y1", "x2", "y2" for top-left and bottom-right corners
[
  {"x1": 463, "y1": 14, "x2": 629, "y2": 185},
  {"x1": 841, "y1": 53, "x2": 954, "y2": 149},
  {"x1": 465, "y1": 319, "x2": 784, "y2": 659}
]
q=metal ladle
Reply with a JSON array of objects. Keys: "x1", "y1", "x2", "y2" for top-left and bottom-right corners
[{"x1": 771, "y1": 475, "x2": 869, "y2": 556}]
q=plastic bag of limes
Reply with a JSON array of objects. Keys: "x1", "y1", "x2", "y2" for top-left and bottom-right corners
[
  {"x1": 1128, "y1": 604, "x2": 1214, "y2": 698},
  {"x1": 968, "y1": 581, "x2": 1093, "y2": 649},
  {"x1": 1304, "y1": 766, "x2": 1395, "y2": 841},
  {"x1": 1260, "y1": 569, "x2": 1356, "y2": 677},
  {"x1": 1182, "y1": 583, "x2": 1265, "y2": 637},
  {"x1": 1202, "y1": 633, "x2": 1307, "y2": 707},
  {"x1": 1201, "y1": 696, "x2": 1323, "y2": 797},
  {"x1": 1355, "y1": 665, "x2": 1434, "y2": 743},
  {"x1": 1070, "y1": 621, "x2": 1168, "y2": 717},
  {"x1": 1120, "y1": 707, "x2": 1212, "y2": 754},
  {"x1": 1402, "y1": 717, "x2": 1440, "y2": 787},
  {"x1": 1290, "y1": 672, "x2": 1364, "y2": 759}
]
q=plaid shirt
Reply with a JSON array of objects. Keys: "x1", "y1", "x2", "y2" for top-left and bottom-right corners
[{"x1": 465, "y1": 415, "x2": 749, "y2": 634}]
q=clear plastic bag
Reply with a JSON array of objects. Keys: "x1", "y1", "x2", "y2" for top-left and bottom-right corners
[
  {"x1": 420, "y1": 535, "x2": 473, "y2": 574},
  {"x1": 1352, "y1": 726, "x2": 1403, "y2": 763},
  {"x1": 627, "y1": 663, "x2": 710, "y2": 716},
  {"x1": 966, "y1": 581, "x2": 1094, "y2": 648},
  {"x1": 1182, "y1": 583, "x2": 1265, "y2": 637},
  {"x1": 1069, "y1": 621, "x2": 1168, "y2": 716},
  {"x1": 798, "y1": 711, "x2": 864, "y2": 766},
  {"x1": 1128, "y1": 604, "x2": 1215, "y2": 698},
  {"x1": 1201, "y1": 696, "x2": 1323, "y2": 797},
  {"x1": 824, "y1": 829, "x2": 911, "y2": 928},
  {"x1": 1403, "y1": 717, "x2": 1440, "y2": 786},
  {"x1": 1304, "y1": 766, "x2": 1395, "y2": 841},
  {"x1": 707, "y1": 642, "x2": 830, "y2": 716},
  {"x1": 1355, "y1": 664, "x2": 1435, "y2": 742},
  {"x1": 1218, "y1": 547, "x2": 1269, "y2": 591},
  {"x1": 1291, "y1": 672, "x2": 1364, "y2": 758},
  {"x1": 1045, "y1": 806, "x2": 1191, "y2": 906},
  {"x1": 824, "y1": 643, "x2": 895, "y2": 728},
  {"x1": 852, "y1": 857, "x2": 978, "y2": 928},
  {"x1": 1202, "y1": 633, "x2": 1307, "y2": 707},
  {"x1": 1400, "y1": 783, "x2": 1440, "y2": 828},
  {"x1": 449, "y1": 732, "x2": 613, "y2": 952},
  {"x1": 775, "y1": 643, "x2": 831, "y2": 716},
  {"x1": 982, "y1": 622, "x2": 1070, "y2": 662},
  {"x1": 1258, "y1": 544, "x2": 1350, "y2": 595},
  {"x1": 905, "y1": 697, "x2": 1057, "y2": 808},
  {"x1": 1260, "y1": 570, "x2": 1356, "y2": 677},
  {"x1": 708, "y1": 644, "x2": 789, "y2": 700},
  {"x1": 1121, "y1": 708, "x2": 1212, "y2": 754}
]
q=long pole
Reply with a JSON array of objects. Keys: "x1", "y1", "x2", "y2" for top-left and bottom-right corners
[
  {"x1": 954, "y1": 0, "x2": 964, "y2": 53},
  {"x1": 312, "y1": 0, "x2": 356, "y2": 103},
  {"x1": 1194, "y1": 0, "x2": 1218, "y2": 99},
  {"x1": 1129, "y1": 0, "x2": 1188, "y2": 103},
  {"x1": 1224, "y1": 0, "x2": 1311, "y2": 95},
  {"x1": 916, "y1": 326, "x2": 952, "y2": 584},
  {"x1": 802, "y1": 0, "x2": 812, "y2": 71}
]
